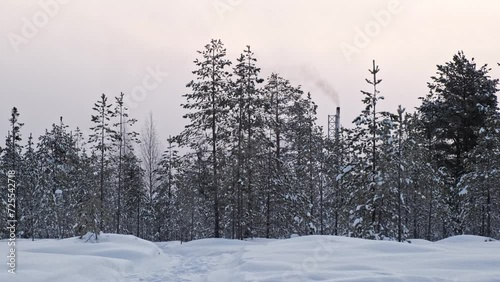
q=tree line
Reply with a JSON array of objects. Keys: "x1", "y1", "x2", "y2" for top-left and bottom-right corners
[{"x1": 1, "y1": 40, "x2": 499, "y2": 242}]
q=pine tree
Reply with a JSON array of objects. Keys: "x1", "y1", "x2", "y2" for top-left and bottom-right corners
[
  {"x1": 113, "y1": 92, "x2": 138, "y2": 235},
  {"x1": 174, "y1": 150, "x2": 213, "y2": 241},
  {"x1": 157, "y1": 136, "x2": 180, "y2": 241},
  {"x1": 326, "y1": 127, "x2": 351, "y2": 236},
  {"x1": 89, "y1": 94, "x2": 115, "y2": 234},
  {"x1": 418, "y1": 51, "x2": 499, "y2": 235},
  {"x1": 261, "y1": 73, "x2": 303, "y2": 238},
  {"x1": 461, "y1": 112, "x2": 500, "y2": 238},
  {"x1": 0, "y1": 107, "x2": 24, "y2": 238},
  {"x1": 287, "y1": 92, "x2": 322, "y2": 235},
  {"x1": 229, "y1": 45, "x2": 265, "y2": 239},
  {"x1": 36, "y1": 117, "x2": 80, "y2": 238},
  {"x1": 180, "y1": 39, "x2": 232, "y2": 238},
  {"x1": 385, "y1": 106, "x2": 410, "y2": 241},
  {"x1": 350, "y1": 60, "x2": 387, "y2": 239},
  {"x1": 20, "y1": 133, "x2": 40, "y2": 240},
  {"x1": 74, "y1": 150, "x2": 101, "y2": 239},
  {"x1": 1, "y1": 107, "x2": 24, "y2": 236},
  {"x1": 122, "y1": 151, "x2": 145, "y2": 237}
]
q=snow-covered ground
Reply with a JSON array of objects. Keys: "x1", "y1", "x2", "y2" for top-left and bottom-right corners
[{"x1": 1, "y1": 234, "x2": 499, "y2": 281}]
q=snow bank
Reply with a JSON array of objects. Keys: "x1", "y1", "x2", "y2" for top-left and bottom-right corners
[
  {"x1": 437, "y1": 234, "x2": 496, "y2": 244},
  {"x1": 0, "y1": 233, "x2": 161, "y2": 282},
  {"x1": 207, "y1": 235, "x2": 500, "y2": 282},
  {"x1": 1, "y1": 234, "x2": 499, "y2": 281},
  {"x1": 22, "y1": 233, "x2": 161, "y2": 262}
]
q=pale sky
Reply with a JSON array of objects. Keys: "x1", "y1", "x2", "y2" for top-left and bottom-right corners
[{"x1": 1, "y1": 0, "x2": 500, "y2": 145}]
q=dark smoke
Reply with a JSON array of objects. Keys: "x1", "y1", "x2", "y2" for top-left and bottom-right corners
[{"x1": 299, "y1": 66, "x2": 340, "y2": 107}]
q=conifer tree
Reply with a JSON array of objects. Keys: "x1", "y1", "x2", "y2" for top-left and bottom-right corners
[
  {"x1": 350, "y1": 60, "x2": 387, "y2": 239},
  {"x1": 20, "y1": 133, "x2": 40, "y2": 240},
  {"x1": 418, "y1": 51, "x2": 498, "y2": 235},
  {"x1": 36, "y1": 117, "x2": 80, "y2": 238},
  {"x1": 122, "y1": 151, "x2": 144, "y2": 237},
  {"x1": 113, "y1": 92, "x2": 138, "y2": 234},
  {"x1": 156, "y1": 136, "x2": 180, "y2": 241},
  {"x1": 180, "y1": 39, "x2": 232, "y2": 238},
  {"x1": 74, "y1": 150, "x2": 101, "y2": 239},
  {"x1": 261, "y1": 73, "x2": 303, "y2": 238},
  {"x1": 6, "y1": 107, "x2": 24, "y2": 171},
  {"x1": 89, "y1": 94, "x2": 115, "y2": 234},
  {"x1": 461, "y1": 112, "x2": 500, "y2": 238},
  {"x1": 1, "y1": 107, "x2": 24, "y2": 235},
  {"x1": 229, "y1": 45, "x2": 265, "y2": 239}
]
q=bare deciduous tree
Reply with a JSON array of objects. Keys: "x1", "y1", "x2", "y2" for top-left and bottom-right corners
[{"x1": 140, "y1": 112, "x2": 162, "y2": 240}]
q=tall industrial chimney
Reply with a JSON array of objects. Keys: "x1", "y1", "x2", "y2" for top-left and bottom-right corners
[
  {"x1": 328, "y1": 107, "x2": 341, "y2": 140},
  {"x1": 335, "y1": 107, "x2": 340, "y2": 138}
]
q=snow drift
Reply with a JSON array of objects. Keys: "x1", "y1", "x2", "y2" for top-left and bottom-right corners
[{"x1": 1, "y1": 234, "x2": 499, "y2": 281}]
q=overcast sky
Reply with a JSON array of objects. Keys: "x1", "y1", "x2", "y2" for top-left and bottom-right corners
[{"x1": 1, "y1": 0, "x2": 500, "y2": 146}]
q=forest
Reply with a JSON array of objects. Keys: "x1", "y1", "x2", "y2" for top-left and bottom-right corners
[{"x1": 1, "y1": 39, "x2": 499, "y2": 243}]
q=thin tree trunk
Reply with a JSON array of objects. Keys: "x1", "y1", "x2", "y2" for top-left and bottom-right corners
[
  {"x1": 100, "y1": 107, "x2": 105, "y2": 232},
  {"x1": 211, "y1": 51, "x2": 220, "y2": 238},
  {"x1": 236, "y1": 90, "x2": 244, "y2": 240},
  {"x1": 371, "y1": 60, "x2": 379, "y2": 235},
  {"x1": 397, "y1": 109, "x2": 403, "y2": 242},
  {"x1": 308, "y1": 120, "x2": 314, "y2": 234},
  {"x1": 246, "y1": 106, "x2": 254, "y2": 238},
  {"x1": 136, "y1": 195, "x2": 140, "y2": 237},
  {"x1": 319, "y1": 139, "x2": 324, "y2": 235},
  {"x1": 265, "y1": 130, "x2": 272, "y2": 239},
  {"x1": 486, "y1": 186, "x2": 491, "y2": 237},
  {"x1": 117, "y1": 99, "x2": 123, "y2": 234}
]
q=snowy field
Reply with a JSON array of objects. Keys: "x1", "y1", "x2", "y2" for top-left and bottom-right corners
[{"x1": 1, "y1": 234, "x2": 499, "y2": 282}]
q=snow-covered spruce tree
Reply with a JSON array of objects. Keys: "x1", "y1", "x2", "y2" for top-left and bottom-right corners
[
  {"x1": 367, "y1": 108, "x2": 405, "y2": 240},
  {"x1": 36, "y1": 117, "x2": 80, "y2": 238},
  {"x1": 36, "y1": 129, "x2": 56, "y2": 239},
  {"x1": 375, "y1": 112, "x2": 393, "y2": 239},
  {"x1": 89, "y1": 94, "x2": 116, "y2": 235},
  {"x1": 418, "y1": 51, "x2": 499, "y2": 237},
  {"x1": 112, "y1": 92, "x2": 139, "y2": 235},
  {"x1": 227, "y1": 45, "x2": 265, "y2": 239},
  {"x1": 179, "y1": 148, "x2": 220, "y2": 241},
  {"x1": 20, "y1": 133, "x2": 41, "y2": 240},
  {"x1": 74, "y1": 149, "x2": 101, "y2": 239},
  {"x1": 174, "y1": 132, "x2": 212, "y2": 236},
  {"x1": 341, "y1": 126, "x2": 368, "y2": 238},
  {"x1": 460, "y1": 112, "x2": 500, "y2": 238},
  {"x1": 402, "y1": 113, "x2": 443, "y2": 241},
  {"x1": 173, "y1": 123, "x2": 216, "y2": 240},
  {"x1": 156, "y1": 136, "x2": 180, "y2": 241},
  {"x1": 0, "y1": 107, "x2": 24, "y2": 238},
  {"x1": 179, "y1": 39, "x2": 232, "y2": 238},
  {"x1": 286, "y1": 92, "x2": 324, "y2": 236},
  {"x1": 122, "y1": 150, "x2": 145, "y2": 238},
  {"x1": 349, "y1": 60, "x2": 388, "y2": 240},
  {"x1": 322, "y1": 126, "x2": 351, "y2": 236},
  {"x1": 316, "y1": 131, "x2": 329, "y2": 236},
  {"x1": 381, "y1": 106, "x2": 411, "y2": 242},
  {"x1": 261, "y1": 73, "x2": 303, "y2": 238}
]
